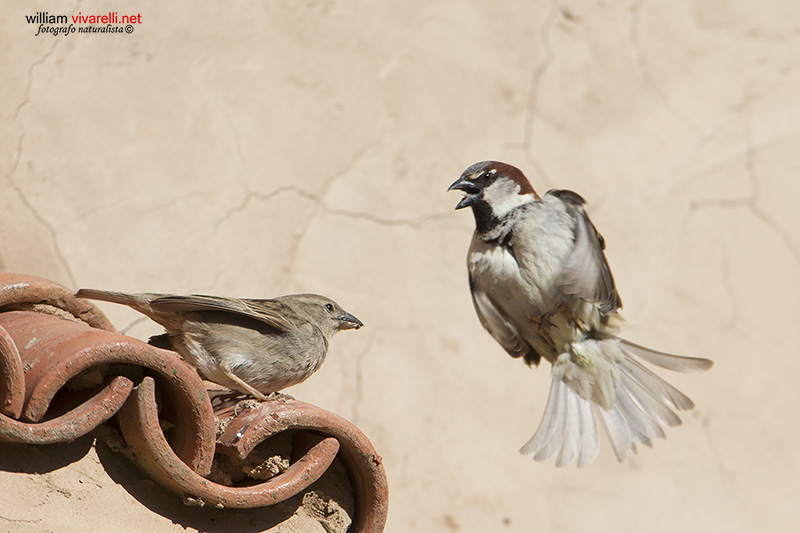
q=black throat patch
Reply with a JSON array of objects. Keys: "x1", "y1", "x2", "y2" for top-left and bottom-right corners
[{"x1": 470, "y1": 200, "x2": 501, "y2": 234}]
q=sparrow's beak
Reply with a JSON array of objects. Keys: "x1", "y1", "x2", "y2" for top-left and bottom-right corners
[
  {"x1": 337, "y1": 312, "x2": 364, "y2": 330},
  {"x1": 448, "y1": 176, "x2": 480, "y2": 210}
]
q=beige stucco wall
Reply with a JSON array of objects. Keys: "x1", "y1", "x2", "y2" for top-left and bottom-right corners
[{"x1": 2, "y1": 0, "x2": 799, "y2": 531}]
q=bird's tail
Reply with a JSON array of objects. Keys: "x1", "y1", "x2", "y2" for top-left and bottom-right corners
[
  {"x1": 76, "y1": 288, "x2": 156, "y2": 316},
  {"x1": 519, "y1": 338, "x2": 712, "y2": 467}
]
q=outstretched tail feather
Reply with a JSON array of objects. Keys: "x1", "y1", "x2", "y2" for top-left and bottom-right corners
[
  {"x1": 619, "y1": 339, "x2": 713, "y2": 373},
  {"x1": 533, "y1": 380, "x2": 568, "y2": 462},
  {"x1": 555, "y1": 389, "x2": 581, "y2": 467},
  {"x1": 617, "y1": 364, "x2": 682, "y2": 427},
  {"x1": 614, "y1": 378, "x2": 662, "y2": 442},
  {"x1": 521, "y1": 378, "x2": 601, "y2": 467},
  {"x1": 520, "y1": 377, "x2": 561, "y2": 458},
  {"x1": 76, "y1": 288, "x2": 128, "y2": 303},
  {"x1": 75, "y1": 289, "x2": 163, "y2": 318},
  {"x1": 592, "y1": 402, "x2": 632, "y2": 462},
  {"x1": 76, "y1": 288, "x2": 153, "y2": 315},
  {"x1": 576, "y1": 398, "x2": 599, "y2": 467},
  {"x1": 618, "y1": 353, "x2": 695, "y2": 411},
  {"x1": 521, "y1": 339, "x2": 711, "y2": 466}
]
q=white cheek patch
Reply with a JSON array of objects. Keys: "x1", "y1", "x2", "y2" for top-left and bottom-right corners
[{"x1": 482, "y1": 180, "x2": 534, "y2": 218}]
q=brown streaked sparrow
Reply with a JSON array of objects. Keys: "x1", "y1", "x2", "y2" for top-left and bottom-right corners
[
  {"x1": 76, "y1": 289, "x2": 363, "y2": 400},
  {"x1": 449, "y1": 161, "x2": 712, "y2": 467}
]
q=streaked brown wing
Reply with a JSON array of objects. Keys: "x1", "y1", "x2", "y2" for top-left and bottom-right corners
[{"x1": 149, "y1": 294, "x2": 295, "y2": 332}]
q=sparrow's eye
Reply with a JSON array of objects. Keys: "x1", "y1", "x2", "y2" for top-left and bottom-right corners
[{"x1": 325, "y1": 303, "x2": 334, "y2": 312}]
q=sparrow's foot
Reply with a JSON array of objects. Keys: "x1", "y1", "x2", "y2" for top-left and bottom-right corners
[
  {"x1": 233, "y1": 398, "x2": 261, "y2": 416},
  {"x1": 233, "y1": 391, "x2": 294, "y2": 414},
  {"x1": 536, "y1": 302, "x2": 568, "y2": 333},
  {"x1": 263, "y1": 391, "x2": 295, "y2": 402},
  {"x1": 535, "y1": 302, "x2": 587, "y2": 333}
]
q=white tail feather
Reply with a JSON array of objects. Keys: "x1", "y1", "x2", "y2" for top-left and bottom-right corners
[
  {"x1": 576, "y1": 397, "x2": 599, "y2": 467},
  {"x1": 533, "y1": 380, "x2": 568, "y2": 462},
  {"x1": 618, "y1": 354, "x2": 695, "y2": 411},
  {"x1": 521, "y1": 377, "x2": 561, "y2": 458},
  {"x1": 614, "y1": 378, "x2": 662, "y2": 442},
  {"x1": 555, "y1": 388, "x2": 581, "y2": 467},
  {"x1": 619, "y1": 339, "x2": 713, "y2": 373},
  {"x1": 520, "y1": 338, "x2": 710, "y2": 467}
]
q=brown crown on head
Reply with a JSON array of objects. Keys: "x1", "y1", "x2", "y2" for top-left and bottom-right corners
[{"x1": 478, "y1": 161, "x2": 539, "y2": 199}]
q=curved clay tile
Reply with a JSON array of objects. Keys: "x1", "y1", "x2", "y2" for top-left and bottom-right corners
[{"x1": 0, "y1": 271, "x2": 388, "y2": 532}]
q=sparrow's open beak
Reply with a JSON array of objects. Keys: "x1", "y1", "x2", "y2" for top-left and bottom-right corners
[
  {"x1": 448, "y1": 177, "x2": 479, "y2": 210},
  {"x1": 337, "y1": 312, "x2": 364, "y2": 330}
]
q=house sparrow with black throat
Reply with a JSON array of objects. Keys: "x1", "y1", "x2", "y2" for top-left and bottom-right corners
[
  {"x1": 76, "y1": 289, "x2": 363, "y2": 400},
  {"x1": 448, "y1": 161, "x2": 712, "y2": 467}
]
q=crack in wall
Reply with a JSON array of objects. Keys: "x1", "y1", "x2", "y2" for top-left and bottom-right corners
[
  {"x1": 214, "y1": 128, "x2": 446, "y2": 232},
  {"x1": 191, "y1": 50, "x2": 391, "y2": 216},
  {"x1": 318, "y1": 132, "x2": 386, "y2": 199},
  {"x1": 628, "y1": 0, "x2": 703, "y2": 136},
  {"x1": 6, "y1": 4, "x2": 82, "y2": 288},
  {"x1": 521, "y1": 3, "x2": 559, "y2": 185},
  {"x1": 718, "y1": 244, "x2": 739, "y2": 330},
  {"x1": 6, "y1": 135, "x2": 78, "y2": 287},
  {"x1": 350, "y1": 328, "x2": 378, "y2": 425},
  {"x1": 60, "y1": 197, "x2": 126, "y2": 228},
  {"x1": 12, "y1": 39, "x2": 60, "y2": 121},
  {"x1": 689, "y1": 118, "x2": 800, "y2": 269},
  {"x1": 189, "y1": 54, "x2": 253, "y2": 198},
  {"x1": 700, "y1": 416, "x2": 734, "y2": 478},
  {"x1": 745, "y1": 210, "x2": 800, "y2": 268},
  {"x1": 741, "y1": 125, "x2": 800, "y2": 267},
  {"x1": 119, "y1": 316, "x2": 149, "y2": 336},
  {"x1": 216, "y1": 133, "x2": 385, "y2": 288},
  {"x1": 215, "y1": 184, "x2": 450, "y2": 231},
  {"x1": 227, "y1": 115, "x2": 251, "y2": 180},
  {"x1": 60, "y1": 190, "x2": 208, "y2": 230}
]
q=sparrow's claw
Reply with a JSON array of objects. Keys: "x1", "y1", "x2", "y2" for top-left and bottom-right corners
[
  {"x1": 233, "y1": 398, "x2": 261, "y2": 417},
  {"x1": 231, "y1": 392, "x2": 293, "y2": 416},
  {"x1": 537, "y1": 313, "x2": 554, "y2": 332},
  {"x1": 536, "y1": 302, "x2": 568, "y2": 332}
]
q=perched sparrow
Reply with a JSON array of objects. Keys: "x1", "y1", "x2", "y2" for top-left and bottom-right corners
[
  {"x1": 449, "y1": 161, "x2": 712, "y2": 467},
  {"x1": 76, "y1": 289, "x2": 363, "y2": 400}
]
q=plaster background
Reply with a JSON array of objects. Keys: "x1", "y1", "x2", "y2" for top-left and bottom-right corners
[{"x1": 2, "y1": 0, "x2": 798, "y2": 531}]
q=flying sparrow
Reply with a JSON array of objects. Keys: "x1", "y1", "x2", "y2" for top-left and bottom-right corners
[
  {"x1": 76, "y1": 289, "x2": 363, "y2": 400},
  {"x1": 449, "y1": 161, "x2": 712, "y2": 467}
]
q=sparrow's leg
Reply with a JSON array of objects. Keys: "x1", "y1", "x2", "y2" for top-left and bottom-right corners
[{"x1": 221, "y1": 368, "x2": 269, "y2": 401}]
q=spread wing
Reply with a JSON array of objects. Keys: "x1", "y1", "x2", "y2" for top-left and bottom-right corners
[
  {"x1": 469, "y1": 276, "x2": 540, "y2": 365},
  {"x1": 148, "y1": 294, "x2": 295, "y2": 332},
  {"x1": 548, "y1": 189, "x2": 622, "y2": 315}
]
